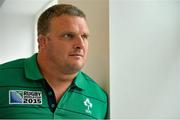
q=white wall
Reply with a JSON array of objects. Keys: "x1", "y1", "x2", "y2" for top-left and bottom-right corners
[
  {"x1": 0, "y1": 0, "x2": 52, "y2": 64},
  {"x1": 110, "y1": 0, "x2": 180, "y2": 119},
  {"x1": 59, "y1": 0, "x2": 109, "y2": 92},
  {"x1": 0, "y1": 13, "x2": 34, "y2": 63}
]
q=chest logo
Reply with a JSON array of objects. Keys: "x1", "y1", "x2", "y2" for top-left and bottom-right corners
[
  {"x1": 84, "y1": 98, "x2": 93, "y2": 114},
  {"x1": 9, "y1": 90, "x2": 42, "y2": 104}
]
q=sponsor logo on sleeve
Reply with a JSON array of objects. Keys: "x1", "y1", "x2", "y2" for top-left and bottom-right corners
[{"x1": 9, "y1": 90, "x2": 42, "y2": 104}]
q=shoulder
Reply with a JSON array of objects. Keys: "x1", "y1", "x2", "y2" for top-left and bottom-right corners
[
  {"x1": 0, "y1": 58, "x2": 25, "y2": 71},
  {"x1": 80, "y1": 72, "x2": 108, "y2": 103},
  {"x1": 0, "y1": 58, "x2": 26, "y2": 80},
  {"x1": 0, "y1": 58, "x2": 26, "y2": 85}
]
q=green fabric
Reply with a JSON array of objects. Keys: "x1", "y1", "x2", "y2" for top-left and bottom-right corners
[{"x1": 0, "y1": 54, "x2": 108, "y2": 119}]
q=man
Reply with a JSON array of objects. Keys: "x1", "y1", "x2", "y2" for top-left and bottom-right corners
[{"x1": 0, "y1": 4, "x2": 108, "y2": 119}]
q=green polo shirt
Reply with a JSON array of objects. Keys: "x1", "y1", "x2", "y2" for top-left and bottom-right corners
[{"x1": 0, "y1": 54, "x2": 108, "y2": 119}]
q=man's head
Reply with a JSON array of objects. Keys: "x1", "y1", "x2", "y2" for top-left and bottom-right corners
[
  {"x1": 37, "y1": 4, "x2": 89, "y2": 74},
  {"x1": 38, "y1": 4, "x2": 86, "y2": 36}
]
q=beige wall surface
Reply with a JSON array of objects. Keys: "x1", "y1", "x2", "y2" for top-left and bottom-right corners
[{"x1": 59, "y1": 0, "x2": 109, "y2": 93}]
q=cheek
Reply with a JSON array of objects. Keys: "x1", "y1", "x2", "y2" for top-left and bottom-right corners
[
  {"x1": 85, "y1": 42, "x2": 89, "y2": 52},
  {"x1": 86, "y1": 47, "x2": 88, "y2": 54},
  {"x1": 46, "y1": 42, "x2": 63, "y2": 56},
  {"x1": 84, "y1": 47, "x2": 88, "y2": 56}
]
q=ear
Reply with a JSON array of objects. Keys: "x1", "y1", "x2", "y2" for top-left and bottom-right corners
[{"x1": 38, "y1": 34, "x2": 47, "y2": 50}]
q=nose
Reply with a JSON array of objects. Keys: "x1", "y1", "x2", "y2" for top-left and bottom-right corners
[{"x1": 73, "y1": 36, "x2": 86, "y2": 49}]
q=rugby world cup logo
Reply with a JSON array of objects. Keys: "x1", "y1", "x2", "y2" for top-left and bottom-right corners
[
  {"x1": 9, "y1": 90, "x2": 23, "y2": 104},
  {"x1": 9, "y1": 90, "x2": 42, "y2": 104}
]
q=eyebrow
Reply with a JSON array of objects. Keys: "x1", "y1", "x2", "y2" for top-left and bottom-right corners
[{"x1": 60, "y1": 31, "x2": 90, "y2": 36}]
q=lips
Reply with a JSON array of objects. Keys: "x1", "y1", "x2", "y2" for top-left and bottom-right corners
[{"x1": 69, "y1": 53, "x2": 83, "y2": 57}]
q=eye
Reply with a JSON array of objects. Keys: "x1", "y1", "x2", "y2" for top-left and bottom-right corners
[
  {"x1": 81, "y1": 34, "x2": 89, "y2": 40},
  {"x1": 63, "y1": 33, "x2": 75, "y2": 40}
]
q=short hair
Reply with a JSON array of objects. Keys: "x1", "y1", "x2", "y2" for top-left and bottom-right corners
[{"x1": 37, "y1": 4, "x2": 86, "y2": 36}]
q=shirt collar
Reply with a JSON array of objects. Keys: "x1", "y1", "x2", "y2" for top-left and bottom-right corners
[
  {"x1": 24, "y1": 53, "x2": 43, "y2": 80},
  {"x1": 73, "y1": 72, "x2": 87, "y2": 90}
]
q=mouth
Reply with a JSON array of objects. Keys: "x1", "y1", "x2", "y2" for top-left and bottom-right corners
[{"x1": 69, "y1": 53, "x2": 83, "y2": 57}]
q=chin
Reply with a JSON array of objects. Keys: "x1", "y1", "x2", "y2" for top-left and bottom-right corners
[
  {"x1": 73, "y1": 64, "x2": 84, "y2": 71},
  {"x1": 66, "y1": 62, "x2": 84, "y2": 73},
  {"x1": 71, "y1": 61, "x2": 84, "y2": 67}
]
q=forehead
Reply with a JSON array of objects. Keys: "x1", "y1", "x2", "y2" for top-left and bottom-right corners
[{"x1": 49, "y1": 15, "x2": 89, "y2": 34}]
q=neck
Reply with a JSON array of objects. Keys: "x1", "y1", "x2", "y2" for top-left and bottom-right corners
[
  {"x1": 37, "y1": 53, "x2": 78, "y2": 89},
  {"x1": 37, "y1": 53, "x2": 79, "y2": 102}
]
